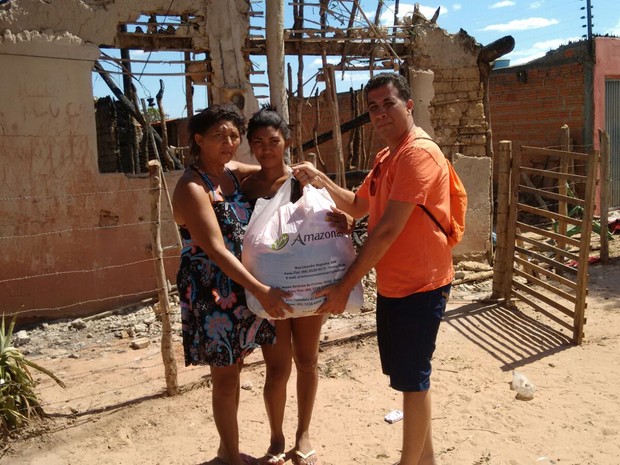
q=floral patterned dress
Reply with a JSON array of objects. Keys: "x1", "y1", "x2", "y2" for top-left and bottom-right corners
[{"x1": 177, "y1": 167, "x2": 276, "y2": 367}]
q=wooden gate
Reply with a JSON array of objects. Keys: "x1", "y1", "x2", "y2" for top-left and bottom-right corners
[{"x1": 493, "y1": 139, "x2": 599, "y2": 344}]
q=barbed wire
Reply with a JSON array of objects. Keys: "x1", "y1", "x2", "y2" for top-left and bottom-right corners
[
  {"x1": 0, "y1": 256, "x2": 178, "y2": 285},
  {"x1": 1, "y1": 177, "x2": 181, "y2": 324},
  {"x1": 0, "y1": 220, "x2": 178, "y2": 240},
  {"x1": 4, "y1": 289, "x2": 164, "y2": 317},
  {"x1": 0, "y1": 187, "x2": 155, "y2": 202}
]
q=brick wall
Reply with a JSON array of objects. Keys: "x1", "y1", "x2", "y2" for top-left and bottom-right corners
[{"x1": 489, "y1": 61, "x2": 586, "y2": 154}]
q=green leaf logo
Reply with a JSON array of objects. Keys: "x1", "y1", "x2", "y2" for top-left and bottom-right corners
[{"x1": 271, "y1": 233, "x2": 289, "y2": 250}]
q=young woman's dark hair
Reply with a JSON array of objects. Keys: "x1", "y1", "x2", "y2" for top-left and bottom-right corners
[
  {"x1": 187, "y1": 103, "x2": 246, "y2": 157},
  {"x1": 364, "y1": 72, "x2": 412, "y2": 102},
  {"x1": 247, "y1": 104, "x2": 292, "y2": 142}
]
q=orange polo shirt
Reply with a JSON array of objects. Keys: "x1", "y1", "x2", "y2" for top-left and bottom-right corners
[{"x1": 357, "y1": 128, "x2": 454, "y2": 297}]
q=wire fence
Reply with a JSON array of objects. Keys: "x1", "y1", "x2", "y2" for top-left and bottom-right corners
[
  {"x1": 0, "y1": 182, "x2": 180, "y2": 319},
  {"x1": 0, "y1": 176, "x2": 218, "y2": 421}
]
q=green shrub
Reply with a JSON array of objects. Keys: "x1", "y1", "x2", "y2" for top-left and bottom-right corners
[{"x1": 0, "y1": 316, "x2": 65, "y2": 436}]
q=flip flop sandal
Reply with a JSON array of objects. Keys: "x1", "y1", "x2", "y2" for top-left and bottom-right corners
[
  {"x1": 293, "y1": 449, "x2": 318, "y2": 465},
  {"x1": 264, "y1": 453, "x2": 286, "y2": 465}
]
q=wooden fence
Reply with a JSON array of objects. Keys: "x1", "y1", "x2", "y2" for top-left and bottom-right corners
[{"x1": 493, "y1": 129, "x2": 603, "y2": 344}]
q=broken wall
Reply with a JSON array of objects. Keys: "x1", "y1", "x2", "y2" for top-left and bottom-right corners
[
  {"x1": 0, "y1": 0, "x2": 208, "y2": 48},
  {"x1": 407, "y1": 26, "x2": 487, "y2": 157},
  {"x1": 0, "y1": 2, "x2": 201, "y2": 322},
  {"x1": 407, "y1": 25, "x2": 491, "y2": 258},
  {"x1": 0, "y1": 31, "x2": 182, "y2": 322}
]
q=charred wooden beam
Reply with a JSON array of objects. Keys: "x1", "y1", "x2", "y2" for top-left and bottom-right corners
[
  {"x1": 302, "y1": 112, "x2": 370, "y2": 151},
  {"x1": 251, "y1": 37, "x2": 407, "y2": 56},
  {"x1": 478, "y1": 35, "x2": 515, "y2": 63},
  {"x1": 116, "y1": 32, "x2": 197, "y2": 51},
  {"x1": 114, "y1": 33, "x2": 407, "y2": 56}
]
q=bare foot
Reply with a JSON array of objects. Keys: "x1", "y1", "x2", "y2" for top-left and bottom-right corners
[{"x1": 216, "y1": 445, "x2": 257, "y2": 465}]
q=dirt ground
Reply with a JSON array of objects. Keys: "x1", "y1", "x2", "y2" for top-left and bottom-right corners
[{"x1": 3, "y1": 249, "x2": 620, "y2": 465}]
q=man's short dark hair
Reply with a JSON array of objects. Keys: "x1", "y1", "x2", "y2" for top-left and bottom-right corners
[{"x1": 364, "y1": 72, "x2": 411, "y2": 102}]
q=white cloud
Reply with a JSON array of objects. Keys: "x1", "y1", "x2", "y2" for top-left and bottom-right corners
[
  {"x1": 490, "y1": 1, "x2": 515, "y2": 8},
  {"x1": 417, "y1": 4, "x2": 446, "y2": 19},
  {"x1": 382, "y1": 3, "x2": 448, "y2": 25},
  {"x1": 311, "y1": 57, "x2": 340, "y2": 66},
  {"x1": 507, "y1": 36, "x2": 581, "y2": 65},
  {"x1": 452, "y1": 3, "x2": 462, "y2": 11},
  {"x1": 529, "y1": 1, "x2": 544, "y2": 8},
  {"x1": 339, "y1": 72, "x2": 372, "y2": 83},
  {"x1": 379, "y1": 7, "x2": 399, "y2": 25},
  {"x1": 606, "y1": 19, "x2": 620, "y2": 36},
  {"x1": 391, "y1": 3, "x2": 416, "y2": 20},
  {"x1": 482, "y1": 17, "x2": 559, "y2": 32}
]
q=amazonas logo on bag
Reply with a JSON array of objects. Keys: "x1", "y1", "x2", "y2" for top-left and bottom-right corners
[
  {"x1": 271, "y1": 230, "x2": 344, "y2": 250},
  {"x1": 271, "y1": 233, "x2": 289, "y2": 250}
]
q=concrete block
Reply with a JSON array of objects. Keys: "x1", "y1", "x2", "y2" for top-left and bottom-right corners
[{"x1": 452, "y1": 154, "x2": 492, "y2": 260}]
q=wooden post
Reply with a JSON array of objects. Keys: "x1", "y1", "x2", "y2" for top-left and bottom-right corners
[
  {"x1": 184, "y1": 52, "x2": 194, "y2": 116},
  {"x1": 293, "y1": 98, "x2": 305, "y2": 163},
  {"x1": 599, "y1": 129, "x2": 610, "y2": 264},
  {"x1": 558, "y1": 125, "x2": 570, "y2": 252},
  {"x1": 287, "y1": 64, "x2": 300, "y2": 163},
  {"x1": 312, "y1": 89, "x2": 327, "y2": 172},
  {"x1": 348, "y1": 88, "x2": 356, "y2": 168},
  {"x1": 359, "y1": 86, "x2": 368, "y2": 170},
  {"x1": 266, "y1": 0, "x2": 288, "y2": 119},
  {"x1": 142, "y1": 99, "x2": 182, "y2": 251},
  {"x1": 369, "y1": 0, "x2": 384, "y2": 76},
  {"x1": 131, "y1": 85, "x2": 145, "y2": 173},
  {"x1": 148, "y1": 160, "x2": 179, "y2": 396},
  {"x1": 181, "y1": 15, "x2": 194, "y2": 116},
  {"x1": 306, "y1": 152, "x2": 317, "y2": 167},
  {"x1": 503, "y1": 142, "x2": 522, "y2": 303},
  {"x1": 293, "y1": 1, "x2": 305, "y2": 163},
  {"x1": 573, "y1": 149, "x2": 599, "y2": 344},
  {"x1": 156, "y1": 79, "x2": 177, "y2": 171},
  {"x1": 492, "y1": 140, "x2": 511, "y2": 298},
  {"x1": 322, "y1": 63, "x2": 346, "y2": 187},
  {"x1": 295, "y1": 0, "x2": 305, "y2": 100}
]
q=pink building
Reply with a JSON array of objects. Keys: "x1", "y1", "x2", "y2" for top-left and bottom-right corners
[{"x1": 489, "y1": 37, "x2": 620, "y2": 209}]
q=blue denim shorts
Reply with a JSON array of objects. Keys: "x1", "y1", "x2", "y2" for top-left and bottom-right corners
[{"x1": 376, "y1": 284, "x2": 450, "y2": 392}]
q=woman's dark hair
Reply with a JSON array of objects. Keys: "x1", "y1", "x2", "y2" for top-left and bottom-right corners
[
  {"x1": 364, "y1": 72, "x2": 412, "y2": 103},
  {"x1": 247, "y1": 104, "x2": 292, "y2": 142},
  {"x1": 187, "y1": 103, "x2": 246, "y2": 157}
]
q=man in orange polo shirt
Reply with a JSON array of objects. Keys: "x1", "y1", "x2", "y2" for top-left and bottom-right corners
[{"x1": 293, "y1": 72, "x2": 453, "y2": 465}]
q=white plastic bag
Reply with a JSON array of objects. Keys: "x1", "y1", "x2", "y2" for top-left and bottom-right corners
[
  {"x1": 511, "y1": 370, "x2": 537, "y2": 400},
  {"x1": 242, "y1": 182, "x2": 363, "y2": 319}
]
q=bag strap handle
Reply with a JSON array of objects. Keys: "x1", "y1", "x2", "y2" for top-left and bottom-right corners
[{"x1": 412, "y1": 136, "x2": 449, "y2": 238}]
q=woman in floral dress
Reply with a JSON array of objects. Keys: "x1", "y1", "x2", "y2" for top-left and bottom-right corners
[{"x1": 173, "y1": 103, "x2": 292, "y2": 465}]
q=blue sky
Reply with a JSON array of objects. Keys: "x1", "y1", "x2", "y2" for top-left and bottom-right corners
[
  {"x1": 92, "y1": 0, "x2": 620, "y2": 120},
  {"x1": 418, "y1": 0, "x2": 619, "y2": 65}
]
